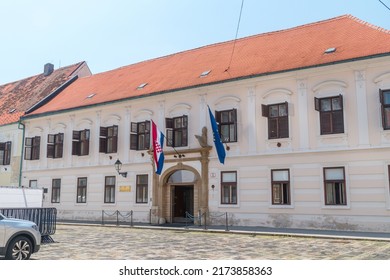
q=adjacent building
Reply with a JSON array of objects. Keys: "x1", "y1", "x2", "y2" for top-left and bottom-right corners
[
  {"x1": 20, "y1": 15, "x2": 390, "y2": 232},
  {"x1": 0, "y1": 62, "x2": 91, "y2": 187}
]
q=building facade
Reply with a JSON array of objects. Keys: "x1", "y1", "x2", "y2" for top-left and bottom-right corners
[
  {"x1": 0, "y1": 62, "x2": 91, "y2": 187},
  {"x1": 20, "y1": 15, "x2": 390, "y2": 232}
]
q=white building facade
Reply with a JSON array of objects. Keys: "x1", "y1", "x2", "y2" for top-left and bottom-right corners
[{"x1": 19, "y1": 16, "x2": 390, "y2": 232}]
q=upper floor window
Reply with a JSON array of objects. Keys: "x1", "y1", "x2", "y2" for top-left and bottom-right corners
[
  {"x1": 216, "y1": 109, "x2": 237, "y2": 143},
  {"x1": 25, "y1": 136, "x2": 40, "y2": 160},
  {"x1": 221, "y1": 171, "x2": 237, "y2": 204},
  {"x1": 99, "y1": 125, "x2": 118, "y2": 154},
  {"x1": 323, "y1": 167, "x2": 346, "y2": 205},
  {"x1": 271, "y1": 169, "x2": 290, "y2": 205},
  {"x1": 72, "y1": 129, "x2": 90, "y2": 156},
  {"x1": 166, "y1": 115, "x2": 188, "y2": 147},
  {"x1": 380, "y1": 89, "x2": 390, "y2": 130},
  {"x1": 130, "y1": 121, "x2": 150, "y2": 150},
  {"x1": 314, "y1": 95, "x2": 344, "y2": 135},
  {"x1": 47, "y1": 133, "x2": 64, "y2": 158},
  {"x1": 0, "y1": 141, "x2": 11, "y2": 165},
  {"x1": 262, "y1": 102, "x2": 289, "y2": 139}
]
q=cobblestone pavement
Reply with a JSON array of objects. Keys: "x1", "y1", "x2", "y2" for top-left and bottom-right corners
[{"x1": 29, "y1": 224, "x2": 390, "y2": 260}]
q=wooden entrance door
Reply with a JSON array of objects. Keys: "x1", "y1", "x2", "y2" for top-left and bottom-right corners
[{"x1": 172, "y1": 185, "x2": 194, "y2": 223}]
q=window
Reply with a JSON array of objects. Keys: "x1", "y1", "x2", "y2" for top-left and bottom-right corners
[
  {"x1": 51, "y1": 179, "x2": 61, "y2": 203},
  {"x1": 221, "y1": 171, "x2": 237, "y2": 204},
  {"x1": 166, "y1": 116, "x2": 188, "y2": 147},
  {"x1": 136, "y1": 174, "x2": 148, "y2": 203},
  {"x1": 262, "y1": 102, "x2": 289, "y2": 139},
  {"x1": 216, "y1": 109, "x2": 237, "y2": 143},
  {"x1": 72, "y1": 129, "x2": 90, "y2": 156},
  {"x1": 77, "y1": 177, "x2": 87, "y2": 203},
  {"x1": 0, "y1": 141, "x2": 11, "y2": 165},
  {"x1": 324, "y1": 167, "x2": 346, "y2": 205},
  {"x1": 100, "y1": 125, "x2": 118, "y2": 154},
  {"x1": 380, "y1": 89, "x2": 390, "y2": 130},
  {"x1": 130, "y1": 121, "x2": 150, "y2": 150},
  {"x1": 25, "y1": 136, "x2": 40, "y2": 160},
  {"x1": 271, "y1": 169, "x2": 290, "y2": 205},
  {"x1": 104, "y1": 176, "x2": 115, "y2": 203},
  {"x1": 47, "y1": 133, "x2": 64, "y2": 158},
  {"x1": 314, "y1": 95, "x2": 344, "y2": 135}
]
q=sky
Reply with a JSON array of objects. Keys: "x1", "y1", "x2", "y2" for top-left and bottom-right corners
[{"x1": 0, "y1": 0, "x2": 389, "y2": 85}]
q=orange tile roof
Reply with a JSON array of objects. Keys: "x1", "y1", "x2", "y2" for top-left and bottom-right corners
[
  {"x1": 29, "y1": 15, "x2": 390, "y2": 117},
  {"x1": 0, "y1": 62, "x2": 88, "y2": 126}
]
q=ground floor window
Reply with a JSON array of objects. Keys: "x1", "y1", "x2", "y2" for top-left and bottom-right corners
[
  {"x1": 29, "y1": 180, "x2": 38, "y2": 189},
  {"x1": 136, "y1": 174, "x2": 148, "y2": 203},
  {"x1": 51, "y1": 179, "x2": 61, "y2": 203},
  {"x1": 104, "y1": 176, "x2": 116, "y2": 203},
  {"x1": 271, "y1": 169, "x2": 290, "y2": 205},
  {"x1": 324, "y1": 167, "x2": 346, "y2": 205},
  {"x1": 77, "y1": 177, "x2": 87, "y2": 203},
  {"x1": 221, "y1": 171, "x2": 237, "y2": 204}
]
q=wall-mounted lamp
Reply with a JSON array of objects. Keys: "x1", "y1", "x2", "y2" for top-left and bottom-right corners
[{"x1": 114, "y1": 159, "x2": 127, "y2": 178}]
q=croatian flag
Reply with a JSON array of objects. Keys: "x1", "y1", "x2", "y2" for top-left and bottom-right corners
[{"x1": 152, "y1": 120, "x2": 165, "y2": 175}]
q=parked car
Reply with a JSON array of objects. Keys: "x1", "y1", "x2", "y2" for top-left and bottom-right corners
[{"x1": 0, "y1": 213, "x2": 41, "y2": 260}]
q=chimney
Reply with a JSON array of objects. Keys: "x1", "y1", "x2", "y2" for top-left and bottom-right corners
[{"x1": 43, "y1": 63, "x2": 54, "y2": 76}]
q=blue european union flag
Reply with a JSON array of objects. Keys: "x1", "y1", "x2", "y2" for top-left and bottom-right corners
[{"x1": 208, "y1": 105, "x2": 226, "y2": 164}]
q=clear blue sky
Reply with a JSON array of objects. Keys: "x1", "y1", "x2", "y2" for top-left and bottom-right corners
[{"x1": 0, "y1": 0, "x2": 389, "y2": 85}]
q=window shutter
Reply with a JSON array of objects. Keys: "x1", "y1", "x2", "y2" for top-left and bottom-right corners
[
  {"x1": 338, "y1": 94, "x2": 343, "y2": 109},
  {"x1": 130, "y1": 134, "x2": 138, "y2": 150},
  {"x1": 145, "y1": 130, "x2": 151, "y2": 149},
  {"x1": 47, "y1": 143, "x2": 54, "y2": 158},
  {"x1": 165, "y1": 118, "x2": 173, "y2": 129},
  {"x1": 279, "y1": 117, "x2": 289, "y2": 138},
  {"x1": 332, "y1": 110, "x2": 344, "y2": 133},
  {"x1": 99, "y1": 137, "x2": 107, "y2": 153},
  {"x1": 47, "y1": 134, "x2": 55, "y2": 144},
  {"x1": 268, "y1": 118, "x2": 278, "y2": 139},
  {"x1": 131, "y1": 122, "x2": 138, "y2": 133},
  {"x1": 314, "y1": 97, "x2": 320, "y2": 111},
  {"x1": 182, "y1": 129, "x2": 188, "y2": 146},
  {"x1": 261, "y1": 104, "x2": 269, "y2": 117},
  {"x1": 320, "y1": 112, "x2": 332, "y2": 134},
  {"x1": 284, "y1": 101, "x2": 289, "y2": 115},
  {"x1": 72, "y1": 141, "x2": 79, "y2": 155},
  {"x1": 25, "y1": 146, "x2": 32, "y2": 160},
  {"x1": 100, "y1": 127, "x2": 107, "y2": 137},
  {"x1": 25, "y1": 137, "x2": 32, "y2": 147},
  {"x1": 112, "y1": 135, "x2": 118, "y2": 153},
  {"x1": 4, "y1": 142, "x2": 11, "y2": 165},
  {"x1": 72, "y1": 131, "x2": 80, "y2": 140},
  {"x1": 145, "y1": 121, "x2": 151, "y2": 133},
  {"x1": 34, "y1": 137, "x2": 41, "y2": 160},
  {"x1": 166, "y1": 129, "x2": 173, "y2": 147}
]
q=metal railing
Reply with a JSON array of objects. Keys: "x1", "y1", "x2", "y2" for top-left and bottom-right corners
[
  {"x1": 0, "y1": 208, "x2": 57, "y2": 241},
  {"x1": 101, "y1": 210, "x2": 134, "y2": 226}
]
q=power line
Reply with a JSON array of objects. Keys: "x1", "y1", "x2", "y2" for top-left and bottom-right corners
[
  {"x1": 379, "y1": 0, "x2": 390, "y2": 11},
  {"x1": 225, "y1": 0, "x2": 245, "y2": 72}
]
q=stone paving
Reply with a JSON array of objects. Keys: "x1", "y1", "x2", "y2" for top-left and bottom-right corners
[{"x1": 29, "y1": 224, "x2": 390, "y2": 260}]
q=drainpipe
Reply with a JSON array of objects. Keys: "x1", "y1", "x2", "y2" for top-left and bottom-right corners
[{"x1": 18, "y1": 120, "x2": 25, "y2": 188}]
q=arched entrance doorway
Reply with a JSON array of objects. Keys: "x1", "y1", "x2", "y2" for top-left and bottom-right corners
[
  {"x1": 167, "y1": 170, "x2": 197, "y2": 223},
  {"x1": 160, "y1": 166, "x2": 202, "y2": 223}
]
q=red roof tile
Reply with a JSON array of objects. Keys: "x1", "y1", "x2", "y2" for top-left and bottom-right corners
[
  {"x1": 29, "y1": 15, "x2": 390, "y2": 116},
  {"x1": 0, "y1": 62, "x2": 89, "y2": 125}
]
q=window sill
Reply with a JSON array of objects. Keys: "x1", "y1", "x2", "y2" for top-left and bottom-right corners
[
  {"x1": 321, "y1": 205, "x2": 350, "y2": 210},
  {"x1": 269, "y1": 204, "x2": 294, "y2": 209}
]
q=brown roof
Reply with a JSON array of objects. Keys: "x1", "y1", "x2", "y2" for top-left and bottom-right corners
[
  {"x1": 0, "y1": 62, "x2": 88, "y2": 125},
  {"x1": 28, "y1": 15, "x2": 390, "y2": 117}
]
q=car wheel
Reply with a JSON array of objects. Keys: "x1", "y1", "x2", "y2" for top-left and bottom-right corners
[{"x1": 5, "y1": 236, "x2": 33, "y2": 260}]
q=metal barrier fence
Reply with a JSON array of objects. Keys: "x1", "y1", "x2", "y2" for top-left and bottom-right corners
[
  {"x1": 0, "y1": 208, "x2": 57, "y2": 241},
  {"x1": 185, "y1": 210, "x2": 231, "y2": 231},
  {"x1": 102, "y1": 210, "x2": 134, "y2": 226}
]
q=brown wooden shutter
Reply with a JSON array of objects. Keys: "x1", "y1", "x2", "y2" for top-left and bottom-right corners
[
  {"x1": 32, "y1": 137, "x2": 40, "y2": 160},
  {"x1": 332, "y1": 110, "x2": 344, "y2": 133},
  {"x1": 320, "y1": 112, "x2": 332, "y2": 134},
  {"x1": 268, "y1": 118, "x2": 278, "y2": 139},
  {"x1": 314, "y1": 97, "x2": 320, "y2": 111},
  {"x1": 279, "y1": 117, "x2": 289, "y2": 138},
  {"x1": 131, "y1": 122, "x2": 138, "y2": 133},
  {"x1": 261, "y1": 104, "x2": 269, "y2": 117}
]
